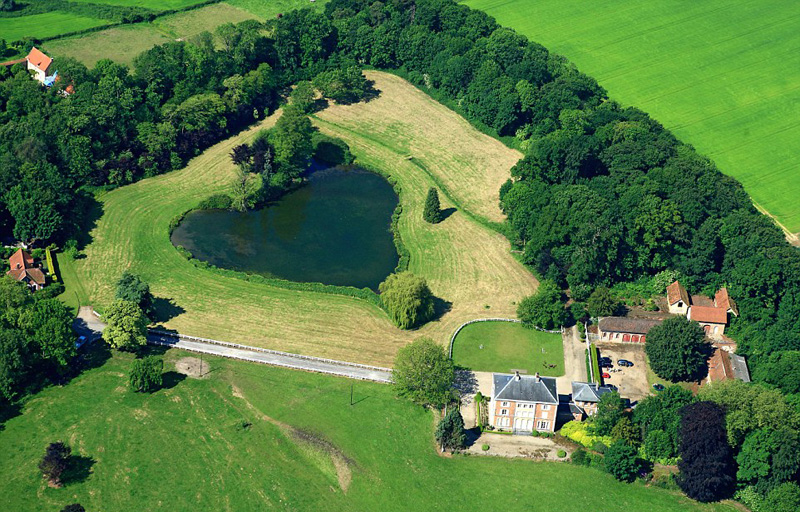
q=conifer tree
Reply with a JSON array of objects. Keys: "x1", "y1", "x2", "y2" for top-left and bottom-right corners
[
  {"x1": 423, "y1": 187, "x2": 442, "y2": 224},
  {"x1": 435, "y1": 407, "x2": 467, "y2": 451}
]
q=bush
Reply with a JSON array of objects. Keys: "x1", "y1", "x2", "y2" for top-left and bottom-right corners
[
  {"x1": 197, "y1": 193, "x2": 233, "y2": 210},
  {"x1": 557, "y1": 450, "x2": 567, "y2": 458},
  {"x1": 560, "y1": 420, "x2": 614, "y2": 449},
  {"x1": 129, "y1": 356, "x2": 163, "y2": 393},
  {"x1": 482, "y1": 444, "x2": 490, "y2": 451},
  {"x1": 38, "y1": 442, "x2": 71, "y2": 487},
  {"x1": 571, "y1": 449, "x2": 588, "y2": 466},
  {"x1": 593, "y1": 441, "x2": 608, "y2": 454},
  {"x1": 311, "y1": 133, "x2": 354, "y2": 165},
  {"x1": 604, "y1": 440, "x2": 640, "y2": 482},
  {"x1": 517, "y1": 280, "x2": 567, "y2": 329}
]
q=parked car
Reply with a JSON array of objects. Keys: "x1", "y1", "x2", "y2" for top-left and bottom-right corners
[
  {"x1": 599, "y1": 356, "x2": 612, "y2": 364},
  {"x1": 652, "y1": 383, "x2": 665, "y2": 392},
  {"x1": 617, "y1": 359, "x2": 634, "y2": 367},
  {"x1": 600, "y1": 361, "x2": 614, "y2": 368},
  {"x1": 601, "y1": 372, "x2": 611, "y2": 379},
  {"x1": 604, "y1": 384, "x2": 618, "y2": 391}
]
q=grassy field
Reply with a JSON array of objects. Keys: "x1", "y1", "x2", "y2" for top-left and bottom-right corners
[
  {"x1": 227, "y1": 0, "x2": 326, "y2": 19},
  {"x1": 69, "y1": 0, "x2": 209, "y2": 8},
  {"x1": 62, "y1": 71, "x2": 536, "y2": 366},
  {"x1": 0, "y1": 346, "x2": 741, "y2": 511},
  {"x1": 452, "y1": 321, "x2": 564, "y2": 375},
  {"x1": 43, "y1": 3, "x2": 261, "y2": 67},
  {"x1": 0, "y1": 11, "x2": 109, "y2": 41},
  {"x1": 463, "y1": 0, "x2": 800, "y2": 236}
]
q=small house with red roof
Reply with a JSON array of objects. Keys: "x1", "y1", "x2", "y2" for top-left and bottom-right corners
[
  {"x1": 667, "y1": 281, "x2": 738, "y2": 340},
  {"x1": 26, "y1": 47, "x2": 54, "y2": 84},
  {"x1": 6, "y1": 249, "x2": 46, "y2": 291}
]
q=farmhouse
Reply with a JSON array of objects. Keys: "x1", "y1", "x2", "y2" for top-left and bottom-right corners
[
  {"x1": 490, "y1": 372, "x2": 558, "y2": 433},
  {"x1": 570, "y1": 381, "x2": 615, "y2": 418},
  {"x1": 26, "y1": 47, "x2": 54, "y2": 84},
  {"x1": 598, "y1": 317, "x2": 662, "y2": 343},
  {"x1": 6, "y1": 248, "x2": 46, "y2": 291},
  {"x1": 666, "y1": 281, "x2": 738, "y2": 339}
]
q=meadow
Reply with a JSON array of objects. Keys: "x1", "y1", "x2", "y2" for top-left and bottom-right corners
[
  {"x1": 0, "y1": 11, "x2": 108, "y2": 41},
  {"x1": 68, "y1": 0, "x2": 208, "y2": 8},
  {"x1": 452, "y1": 321, "x2": 564, "y2": 375},
  {"x1": 0, "y1": 345, "x2": 742, "y2": 512},
  {"x1": 463, "y1": 0, "x2": 800, "y2": 237},
  {"x1": 61, "y1": 71, "x2": 536, "y2": 366}
]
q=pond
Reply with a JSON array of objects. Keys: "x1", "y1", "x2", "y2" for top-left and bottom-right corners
[{"x1": 170, "y1": 166, "x2": 399, "y2": 291}]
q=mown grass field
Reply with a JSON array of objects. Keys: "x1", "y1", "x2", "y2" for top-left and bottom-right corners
[
  {"x1": 0, "y1": 346, "x2": 741, "y2": 512},
  {"x1": 452, "y1": 321, "x2": 564, "y2": 375},
  {"x1": 463, "y1": 0, "x2": 800, "y2": 236},
  {"x1": 69, "y1": 0, "x2": 208, "y2": 8},
  {"x1": 43, "y1": 3, "x2": 261, "y2": 66},
  {"x1": 0, "y1": 11, "x2": 109, "y2": 41},
  {"x1": 63, "y1": 71, "x2": 535, "y2": 366}
]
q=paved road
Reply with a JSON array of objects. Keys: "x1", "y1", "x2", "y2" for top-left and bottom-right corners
[
  {"x1": 72, "y1": 307, "x2": 392, "y2": 383},
  {"x1": 558, "y1": 326, "x2": 587, "y2": 393}
]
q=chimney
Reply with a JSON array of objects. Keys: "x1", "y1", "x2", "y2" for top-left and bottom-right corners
[
  {"x1": 514, "y1": 371, "x2": 521, "y2": 381},
  {"x1": 534, "y1": 372, "x2": 540, "y2": 382}
]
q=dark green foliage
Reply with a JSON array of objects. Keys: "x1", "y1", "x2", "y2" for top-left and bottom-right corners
[
  {"x1": 379, "y1": 272, "x2": 435, "y2": 329},
  {"x1": 60, "y1": 505, "x2": 85, "y2": 512},
  {"x1": 0, "y1": 0, "x2": 14, "y2": 12},
  {"x1": 422, "y1": 188, "x2": 442, "y2": 224},
  {"x1": 677, "y1": 401, "x2": 736, "y2": 502},
  {"x1": 311, "y1": 133, "x2": 354, "y2": 166},
  {"x1": 393, "y1": 337, "x2": 454, "y2": 408},
  {"x1": 633, "y1": 385, "x2": 694, "y2": 461},
  {"x1": 586, "y1": 287, "x2": 619, "y2": 317},
  {"x1": 115, "y1": 272, "x2": 154, "y2": 319},
  {"x1": 645, "y1": 316, "x2": 711, "y2": 381},
  {"x1": 604, "y1": 440, "x2": 639, "y2": 483},
  {"x1": 753, "y1": 351, "x2": 800, "y2": 394},
  {"x1": 129, "y1": 356, "x2": 163, "y2": 393},
  {"x1": 736, "y1": 427, "x2": 800, "y2": 494},
  {"x1": 312, "y1": 66, "x2": 370, "y2": 104},
  {"x1": 763, "y1": 482, "x2": 800, "y2": 512},
  {"x1": 611, "y1": 417, "x2": 640, "y2": 447},
  {"x1": 570, "y1": 449, "x2": 588, "y2": 466},
  {"x1": 269, "y1": 106, "x2": 314, "y2": 180},
  {"x1": 435, "y1": 407, "x2": 466, "y2": 450},
  {"x1": 592, "y1": 390, "x2": 625, "y2": 436},
  {"x1": 38, "y1": 441, "x2": 70, "y2": 486},
  {"x1": 197, "y1": 194, "x2": 233, "y2": 210},
  {"x1": 516, "y1": 280, "x2": 566, "y2": 329}
]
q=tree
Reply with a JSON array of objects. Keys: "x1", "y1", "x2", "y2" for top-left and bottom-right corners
[
  {"x1": 231, "y1": 166, "x2": 254, "y2": 211},
  {"x1": 115, "y1": 272, "x2": 155, "y2": 319},
  {"x1": 587, "y1": 287, "x2": 619, "y2": 317},
  {"x1": 604, "y1": 440, "x2": 639, "y2": 482},
  {"x1": 60, "y1": 505, "x2": 86, "y2": 512},
  {"x1": 312, "y1": 66, "x2": 369, "y2": 104},
  {"x1": 677, "y1": 401, "x2": 736, "y2": 502},
  {"x1": 435, "y1": 407, "x2": 467, "y2": 451},
  {"x1": 290, "y1": 80, "x2": 316, "y2": 113},
  {"x1": 516, "y1": 280, "x2": 566, "y2": 330},
  {"x1": 645, "y1": 316, "x2": 710, "y2": 381},
  {"x1": 736, "y1": 427, "x2": 800, "y2": 494},
  {"x1": 611, "y1": 417, "x2": 640, "y2": 446},
  {"x1": 592, "y1": 390, "x2": 626, "y2": 436},
  {"x1": 102, "y1": 300, "x2": 148, "y2": 351},
  {"x1": 422, "y1": 187, "x2": 442, "y2": 224},
  {"x1": 269, "y1": 105, "x2": 313, "y2": 179},
  {"x1": 633, "y1": 385, "x2": 695, "y2": 461},
  {"x1": 0, "y1": 0, "x2": 14, "y2": 12},
  {"x1": 763, "y1": 482, "x2": 800, "y2": 512},
  {"x1": 129, "y1": 356, "x2": 164, "y2": 392},
  {"x1": 379, "y1": 272, "x2": 435, "y2": 329},
  {"x1": 393, "y1": 337, "x2": 454, "y2": 407},
  {"x1": 38, "y1": 442, "x2": 71, "y2": 487}
]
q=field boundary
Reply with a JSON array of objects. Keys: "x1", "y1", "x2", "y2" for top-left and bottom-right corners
[{"x1": 448, "y1": 318, "x2": 562, "y2": 358}]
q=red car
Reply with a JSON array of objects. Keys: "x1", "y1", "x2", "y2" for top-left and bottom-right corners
[{"x1": 601, "y1": 372, "x2": 611, "y2": 379}]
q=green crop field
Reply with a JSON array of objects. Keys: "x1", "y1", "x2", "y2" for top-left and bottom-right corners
[
  {"x1": 463, "y1": 0, "x2": 800, "y2": 237},
  {"x1": 0, "y1": 11, "x2": 109, "y2": 41},
  {"x1": 0, "y1": 345, "x2": 740, "y2": 511},
  {"x1": 452, "y1": 321, "x2": 565, "y2": 375},
  {"x1": 69, "y1": 0, "x2": 208, "y2": 8},
  {"x1": 61, "y1": 71, "x2": 536, "y2": 366}
]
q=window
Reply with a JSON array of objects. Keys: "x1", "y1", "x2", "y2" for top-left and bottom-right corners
[
  {"x1": 500, "y1": 409, "x2": 508, "y2": 416},
  {"x1": 537, "y1": 421, "x2": 549, "y2": 430},
  {"x1": 501, "y1": 401, "x2": 509, "y2": 407},
  {"x1": 542, "y1": 405, "x2": 550, "y2": 411}
]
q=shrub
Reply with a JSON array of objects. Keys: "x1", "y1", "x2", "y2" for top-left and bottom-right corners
[
  {"x1": 311, "y1": 133, "x2": 354, "y2": 165},
  {"x1": 593, "y1": 441, "x2": 608, "y2": 454},
  {"x1": 197, "y1": 193, "x2": 233, "y2": 210},
  {"x1": 571, "y1": 449, "x2": 588, "y2": 466},
  {"x1": 129, "y1": 356, "x2": 163, "y2": 393},
  {"x1": 560, "y1": 420, "x2": 614, "y2": 449},
  {"x1": 517, "y1": 280, "x2": 566, "y2": 329},
  {"x1": 604, "y1": 440, "x2": 640, "y2": 482},
  {"x1": 482, "y1": 444, "x2": 490, "y2": 451},
  {"x1": 557, "y1": 450, "x2": 567, "y2": 458},
  {"x1": 39, "y1": 442, "x2": 71, "y2": 487}
]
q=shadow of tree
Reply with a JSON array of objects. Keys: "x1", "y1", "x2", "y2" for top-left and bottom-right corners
[
  {"x1": 160, "y1": 371, "x2": 186, "y2": 391},
  {"x1": 150, "y1": 297, "x2": 186, "y2": 324},
  {"x1": 61, "y1": 455, "x2": 95, "y2": 486},
  {"x1": 0, "y1": 402, "x2": 21, "y2": 433},
  {"x1": 73, "y1": 192, "x2": 104, "y2": 253},
  {"x1": 453, "y1": 368, "x2": 478, "y2": 399},
  {"x1": 431, "y1": 296, "x2": 453, "y2": 322},
  {"x1": 439, "y1": 207, "x2": 457, "y2": 221}
]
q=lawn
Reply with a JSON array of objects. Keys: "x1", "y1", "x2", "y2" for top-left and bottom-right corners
[
  {"x1": 227, "y1": 0, "x2": 326, "y2": 19},
  {"x1": 0, "y1": 345, "x2": 741, "y2": 511},
  {"x1": 69, "y1": 0, "x2": 209, "y2": 8},
  {"x1": 151, "y1": 2, "x2": 262, "y2": 39},
  {"x1": 462, "y1": 0, "x2": 800, "y2": 237},
  {"x1": 452, "y1": 321, "x2": 564, "y2": 375},
  {"x1": 0, "y1": 11, "x2": 109, "y2": 41},
  {"x1": 63, "y1": 71, "x2": 536, "y2": 366}
]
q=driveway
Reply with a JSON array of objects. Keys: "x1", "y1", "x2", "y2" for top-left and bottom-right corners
[
  {"x1": 594, "y1": 342, "x2": 651, "y2": 401},
  {"x1": 72, "y1": 306, "x2": 105, "y2": 348},
  {"x1": 557, "y1": 326, "x2": 587, "y2": 392},
  {"x1": 466, "y1": 432, "x2": 570, "y2": 461}
]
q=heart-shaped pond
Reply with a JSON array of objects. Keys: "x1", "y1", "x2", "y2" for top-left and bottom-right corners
[{"x1": 170, "y1": 167, "x2": 400, "y2": 291}]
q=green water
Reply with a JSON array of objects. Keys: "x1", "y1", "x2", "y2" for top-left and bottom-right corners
[{"x1": 170, "y1": 167, "x2": 399, "y2": 291}]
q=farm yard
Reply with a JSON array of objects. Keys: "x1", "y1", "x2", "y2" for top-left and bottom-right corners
[
  {"x1": 452, "y1": 321, "x2": 564, "y2": 375},
  {"x1": 62, "y1": 71, "x2": 537, "y2": 366},
  {"x1": 463, "y1": 0, "x2": 800, "y2": 237},
  {"x1": 0, "y1": 345, "x2": 742, "y2": 512}
]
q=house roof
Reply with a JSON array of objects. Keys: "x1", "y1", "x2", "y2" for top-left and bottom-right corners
[
  {"x1": 8, "y1": 249, "x2": 33, "y2": 271},
  {"x1": 689, "y1": 306, "x2": 728, "y2": 325},
  {"x1": 728, "y1": 353, "x2": 750, "y2": 382},
  {"x1": 493, "y1": 373, "x2": 558, "y2": 404},
  {"x1": 598, "y1": 317, "x2": 662, "y2": 335},
  {"x1": 715, "y1": 288, "x2": 739, "y2": 316},
  {"x1": 7, "y1": 267, "x2": 46, "y2": 285},
  {"x1": 571, "y1": 381, "x2": 614, "y2": 403},
  {"x1": 26, "y1": 47, "x2": 52, "y2": 72},
  {"x1": 666, "y1": 281, "x2": 690, "y2": 305}
]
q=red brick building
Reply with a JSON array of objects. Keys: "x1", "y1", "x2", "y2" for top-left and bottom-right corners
[{"x1": 6, "y1": 249, "x2": 46, "y2": 291}]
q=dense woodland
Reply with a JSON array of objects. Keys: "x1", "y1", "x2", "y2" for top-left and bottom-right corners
[{"x1": 1, "y1": 0, "x2": 800, "y2": 506}]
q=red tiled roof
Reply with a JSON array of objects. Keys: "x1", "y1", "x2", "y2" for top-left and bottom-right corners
[
  {"x1": 598, "y1": 317, "x2": 662, "y2": 335},
  {"x1": 666, "y1": 281, "x2": 689, "y2": 305},
  {"x1": 690, "y1": 306, "x2": 728, "y2": 325},
  {"x1": 715, "y1": 288, "x2": 738, "y2": 316},
  {"x1": 26, "y1": 47, "x2": 52, "y2": 72},
  {"x1": 8, "y1": 249, "x2": 33, "y2": 271}
]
